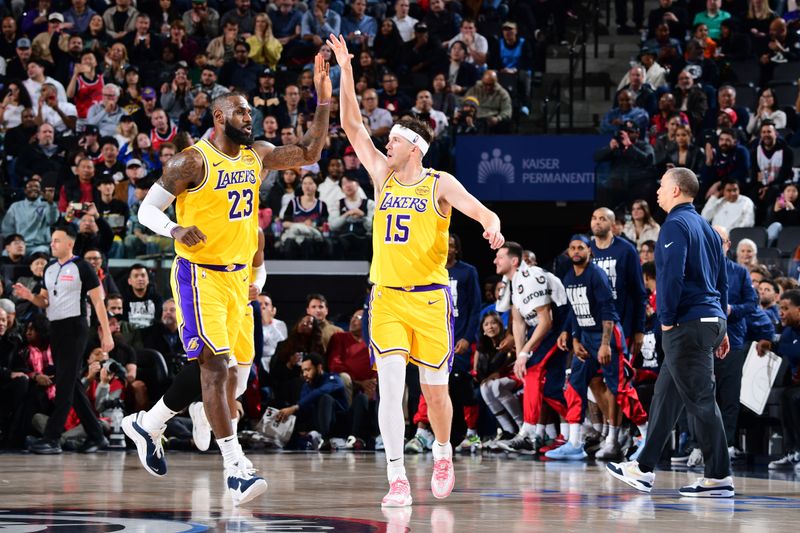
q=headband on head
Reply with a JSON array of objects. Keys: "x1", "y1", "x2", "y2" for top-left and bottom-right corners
[
  {"x1": 569, "y1": 234, "x2": 592, "y2": 247},
  {"x1": 390, "y1": 124, "x2": 429, "y2": 156}
]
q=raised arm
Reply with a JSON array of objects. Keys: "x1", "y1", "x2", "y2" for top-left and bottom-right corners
[
  {"x1": 137, "y1": 149, "x2": 207, "y2": 246},
  {"x1": 256, "y1": 53, "x2": 331, "y2": 170},
  {"x1": 436, "y1": 172, "x2": 504, "y2": 249},
  {"x1": 327, "y1": 33, "x2": 389, "y2": 197}
]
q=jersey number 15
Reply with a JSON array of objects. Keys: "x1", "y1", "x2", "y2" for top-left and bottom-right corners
[{"x1": 384, "y1": 214, "x2": 410, "y2": 243}]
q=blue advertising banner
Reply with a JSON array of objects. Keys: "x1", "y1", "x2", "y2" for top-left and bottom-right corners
[{"x1": 455, "y1": 135, "x2": 602, "y2": 201}]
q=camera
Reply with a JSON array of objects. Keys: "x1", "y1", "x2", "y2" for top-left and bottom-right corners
[
  {"x1": 70, "y1": 202, "x2": 89, "y2": 217},
  {"x1": 102, "y1": 359, "x2": 127, "y2": 381}
]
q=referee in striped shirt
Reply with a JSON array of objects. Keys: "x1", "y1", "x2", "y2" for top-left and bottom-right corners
[{"x1": 13, "y1": 225, "x2": 115, "y2": 454}]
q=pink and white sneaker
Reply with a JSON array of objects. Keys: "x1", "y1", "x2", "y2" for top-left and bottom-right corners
[
  {"x1": 381, "y1": 477, "x2": 412, "y2": 508},
  {"x1": 431, "y1": 457, "x2": 455, "y2": 499}
]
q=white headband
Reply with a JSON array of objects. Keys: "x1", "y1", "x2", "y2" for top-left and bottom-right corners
[{"x1": 390, "y1": 124, "x2": 429, "y2": 156}]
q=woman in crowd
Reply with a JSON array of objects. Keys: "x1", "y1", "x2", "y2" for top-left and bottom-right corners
[
  {"x1": 0, "y1": 81, "x2": 32, "y2": 130},
  {"x1": 102, "y1": 43, "x2": 129, "y2": 86},
  {"x1": 767, "y1": 182, "x2": 800, "y2": 245},
  {"x1": 267, "y1": 168, "x2": 302, "y2": 221},
  {"x1": 82, "y1": 15, "x2": 112, "y2": 53},
  {"x1": 431, "y1": 72, "x2": 456, "y2": 117},
  {"x1": 748, "y1": 87, "x2": 786, "y2": 137},
  {"x1": 661, "y1": 124, "x2": 705, "y2": 174},
  {"x1": 247, "y1": 13, "x2": 282, "y2": 69},
  {"x1": 737, "y1": 238, "x2": 760, "y2": 268},
  {"x1": 623, "y1": 199, "x2": 661, "y2": 250},
  {"x1": 475, "y1": 312, "x2": 520, "y2": 450},
  {"x1": 281, "y1": 173, "x2": 331, "y2": 259}
]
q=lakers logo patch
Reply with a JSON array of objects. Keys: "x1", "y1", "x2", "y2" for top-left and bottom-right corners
[
  {"x1": 243, "y1": 153, "x2": 256, "y2": 166},
  {"x1": 187, "y1": 337, "x2": 200, "y2": 351},
  {"x1": 415, "y1": 185, "x2": 431, "y2": 196}
]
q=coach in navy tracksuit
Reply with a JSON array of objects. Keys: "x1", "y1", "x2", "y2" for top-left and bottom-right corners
[
  {"x1": 590, "y1": 208, "x2": 647, "y2": 355},
  {"x1": 612, "y1": 167, "x2": 733, "y2": 496}
]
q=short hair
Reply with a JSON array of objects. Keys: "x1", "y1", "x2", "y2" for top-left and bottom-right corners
[
  {"x1": 750, "y1": 264, "x2": 771, "y2": 278},
  {"x1": 641, "y1": 239, "x2": 656, "y2": 251},
  {"x1": 341, "y1": 173, "x2": 360, "y2": 184},
  {"x1": 664, "y1": 167, "x2": 699, "y2": 198},
  {"x1": 306, "y1": 293, "x2": 328, "y2": 306},
  {"x1": 100, "y1": 136, "x2": 119, "y2": 149},
  {"x1": 394, "y1": 116, "x2": 434, "y2": 145},
  {"x1": 501, "y1": 241, "x2": 523, "y2": 264},
  {"x1": 449, "y1": 232, "x2": 462, "y2": 260},
  {"x1": 104, "y1": 83, "x2": 121, "y2": 97},
  {"x1": 3, "y1": 233, "x2": 23, "y2": 247},
  {"x1": 210, "y1": 91, "x2": 249, "y2": 114},
  {"x1": 54, "y1": 224, "x2": 78, "y2": 241},
  {"x1": 721, "y1": 177, "x2": 740, "y2": 188},
  {"x1": 780, "y1": 289, "x2": 800, "y2": 307},
  {"x1": 128, "y1": 263, "x2": 148, "y2": 276},
  {"x1": 737, "y1": 238, "x2": 758, "y2": 255},
  {"x1": 718, "y1": 127, "x2": 737, "y2": 139},
  {"x1": 642, "y1": 261, "x2": 656, "y2": 279},
  {"x1": 106, "y1": 292, "x2": 123, "y2": 303},
  {"x1": 302, "y1": 352, "x2": 325, "y2": 367},
  {"x1": 159, "y1": 142, "x2": 177, "y2": 155},
  {"x1": 760, "y1": 279, "x2": 780, "y2": 293},
  {"x1": 775, "y1": 276, "x2": 799, "y2": 292},
  {"x1": 234, "y1": 40, "x2": 250, "y2": 53}
]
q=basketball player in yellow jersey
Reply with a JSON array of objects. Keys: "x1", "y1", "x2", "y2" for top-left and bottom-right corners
[
  {"x1": 122, "y1": 54, "x2": 332, "y2": 506},
  {"x1": 328, "y1": 34, "x2": 504, "y2": 508}
]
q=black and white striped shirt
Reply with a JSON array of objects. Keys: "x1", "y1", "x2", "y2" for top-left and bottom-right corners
[{"x1": 41, "y1": 257, "x2": 99, "y2": 322}]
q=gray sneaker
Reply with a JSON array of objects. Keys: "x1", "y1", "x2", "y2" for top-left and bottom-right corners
[
  {"x1": 595, "y1": 440, "x2": 622, "y2": 461},
  {"x1": 686, "y1": 448, "x2": 704, "y2": 468}
]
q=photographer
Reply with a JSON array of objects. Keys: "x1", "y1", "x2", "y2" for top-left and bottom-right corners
[
  {"x1": 82, "y1": 346, "x2": 126, "y2": 430},
  {"x1": 13, "y1": 225, "x2": 114, "y2": 455},
  {"x1": 452, "y1": 96, "x2": 480, "y2": 135},
  {"x1": 594, "y1": 120, "x2": 656, "y2": 210}
]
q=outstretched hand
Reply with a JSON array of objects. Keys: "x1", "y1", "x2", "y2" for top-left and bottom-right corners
[
  {"x1": 326, "y1": 34, "x2": 354, "y2": 70},
  {"x1": 313, "y1": 52, "x2": 332, "y2": 102}
]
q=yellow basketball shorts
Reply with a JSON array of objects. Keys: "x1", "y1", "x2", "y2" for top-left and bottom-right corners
[
  {"x1": 170, "y1": 257, "x2": 249, "y2": 360},
  {"x1": 367, "y1": 284, "x2": 455, "y2": 371},
  {"x1": 232, "y1": 302, "x2": 255, "y2": 366}
]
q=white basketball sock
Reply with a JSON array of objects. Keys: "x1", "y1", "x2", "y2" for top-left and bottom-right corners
[
  {"x1": 141, "y1": 398, "x2": 177, "y2": 433},
  {"x1": 545, "y1": 424, "x2": 558, "y2": 440},
  {"x1": 218, "y1": 435, "x2": 240, "y2": 469},
  {"x1": 433, "y1": 440, "x2": 452, "y2": 460},
  {"x1": 568, "y1": 424, "x2": 582, "y2": 447}
]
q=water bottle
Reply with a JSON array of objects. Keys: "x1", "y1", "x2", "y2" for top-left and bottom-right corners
[
  {"x1": 108, "y1": 407, "x2": 126, "y2": 449},
  {"x1": 322, "y1": 222, "x2": 330, "y2": 238},
  {"x1": 769, "y1": 432, "x2": 783, "y2": 457},
  {"x1": 272, "y1": 219, "x2": 282, "y2": 237}
]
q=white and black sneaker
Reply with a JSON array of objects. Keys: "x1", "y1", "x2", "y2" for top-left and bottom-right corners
[
  {"x1": 606, "y1": 461, "x2": 655, "y2": 493},
  {"x1": 122, "y1": 411, "x2": 167, "y2": 477},
  {"x1": 226, "y1": 461, "x2": 268, "y2": 506},
  {"x1": 497, "y1": 433, "x2": 535, "y2": 454},
  {"x1": 768, "y1": 451, "x2": 800, "y2": 470},
  {"x1": 679, "y1": 476, "x2": 735, "y2": 498}
]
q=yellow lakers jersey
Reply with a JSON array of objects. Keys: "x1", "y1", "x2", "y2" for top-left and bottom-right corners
[
  {"x1": 174, "y1": 139, "x2": 262, "y2": 265},
  {"x1": 370, "y1": 168, "x2": 450, "y2": 287}
]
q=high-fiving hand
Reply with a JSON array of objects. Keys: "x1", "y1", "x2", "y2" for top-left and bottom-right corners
[
  {"x1": 326, "y1": 34, "x2": 354, "y2": 71},
  {"x1": 313, "y1": 52, "x2": 332, "y2": 102}
]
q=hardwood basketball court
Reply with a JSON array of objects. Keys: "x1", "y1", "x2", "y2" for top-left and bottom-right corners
[{"x1": 0, "y1": 451, "x2": 798, "y2": 531}]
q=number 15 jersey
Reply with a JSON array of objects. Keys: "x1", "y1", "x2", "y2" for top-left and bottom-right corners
[
  {"x1": 175, "y1": 139, "x2": 262, "y2": 266},
  {"x1": 370, "y1": 169, "x2": 450, "y2": 287}
]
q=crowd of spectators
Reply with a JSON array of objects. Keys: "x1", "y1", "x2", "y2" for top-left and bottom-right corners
[
  {"x1": 597, "y1": 0, "x2": 800, "y2": 258},
  {"x1": 0, "y1": 0, "x2": 552, "y2": 262}
]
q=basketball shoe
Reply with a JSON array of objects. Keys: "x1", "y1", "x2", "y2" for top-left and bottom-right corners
[
  {"x1": 679, "y1": 476, "x2": 735, "y2": 498},
  {"x1": 544, "y1": 441, "x2": 587, "y2": 460},
  {"x1": 226, "y1": 460, "x2": 268, "y2": 506},
  {"x1": 382, "y1": 477, "x2": 413, "y2": 507},
  {"x1": 539, "y1": 435, "x2": 567, "y2": 454},
  {"x1": 687, "y1": 448, "x2": 704, "y2": 468},
  {"x1": 606, "y1": 461, "x2": 655, "y2": 493},
  {"x1": 455, "y1": 434, "x2": 482, "y2": 453},
  {"x1": 122, "y1": 411, "x2": 167, "y2": 477},
  {"x1": 768, "y1": 451, "x2": 800, "y2": 469},
  {"x1": 497, "y1": 432, "x2": 536, "y2": 454},
  {"x1": 595, "y1": 440, "x2": 623, "y2": 460},
  {"x1": 189, "y1": 402, "x2": 212, "y2": 452},
  {"x1": 431, "y1": 456, "x2": 455, "y2": 499}
]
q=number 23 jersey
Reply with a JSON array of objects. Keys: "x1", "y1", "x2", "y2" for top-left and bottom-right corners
[
  {"x1": 370, "y1": 169, "x2": 450, "y2": 287},
  {"x1": 174, "y1": 139, "x2": 262, "y2": 266}
]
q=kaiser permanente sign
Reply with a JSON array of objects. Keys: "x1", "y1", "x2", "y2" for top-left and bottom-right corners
[{"x1": 455, "y1": 135, "x2": 599, "y2": 201}]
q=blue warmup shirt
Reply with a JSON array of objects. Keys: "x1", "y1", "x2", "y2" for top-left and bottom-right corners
[
  {"x1": 448, "y1": 260, "x2": 481, "y2": 373},
  {"x1": 448, "y1": 260, "x2": 481, "y2": 344},
  {"x1": 777, "y1": 325, "x2": 800, "y2": 376},
  {"x1": 591, "y1": 237, "x2": 647, "y2": 339},
  {"x1": 725, "y1": 258, "x2": 758, "y2": 350},
  {"x1": 655, "y1": 202, "x2": 728, "y2": 326},
  {"x1": 563, "y1": 262, "x2": 620, "y2": 335},
  {"x1": 298, "y1": 372, "x2": 348, "y2": 412}
]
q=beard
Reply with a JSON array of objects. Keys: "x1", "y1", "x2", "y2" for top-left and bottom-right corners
[
  {"x1": 571, "y1": 256, "x2": 589, "y2": 266},
  {"x1": 224, "y1": 120, "x2": 254, "y2": 146}
]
